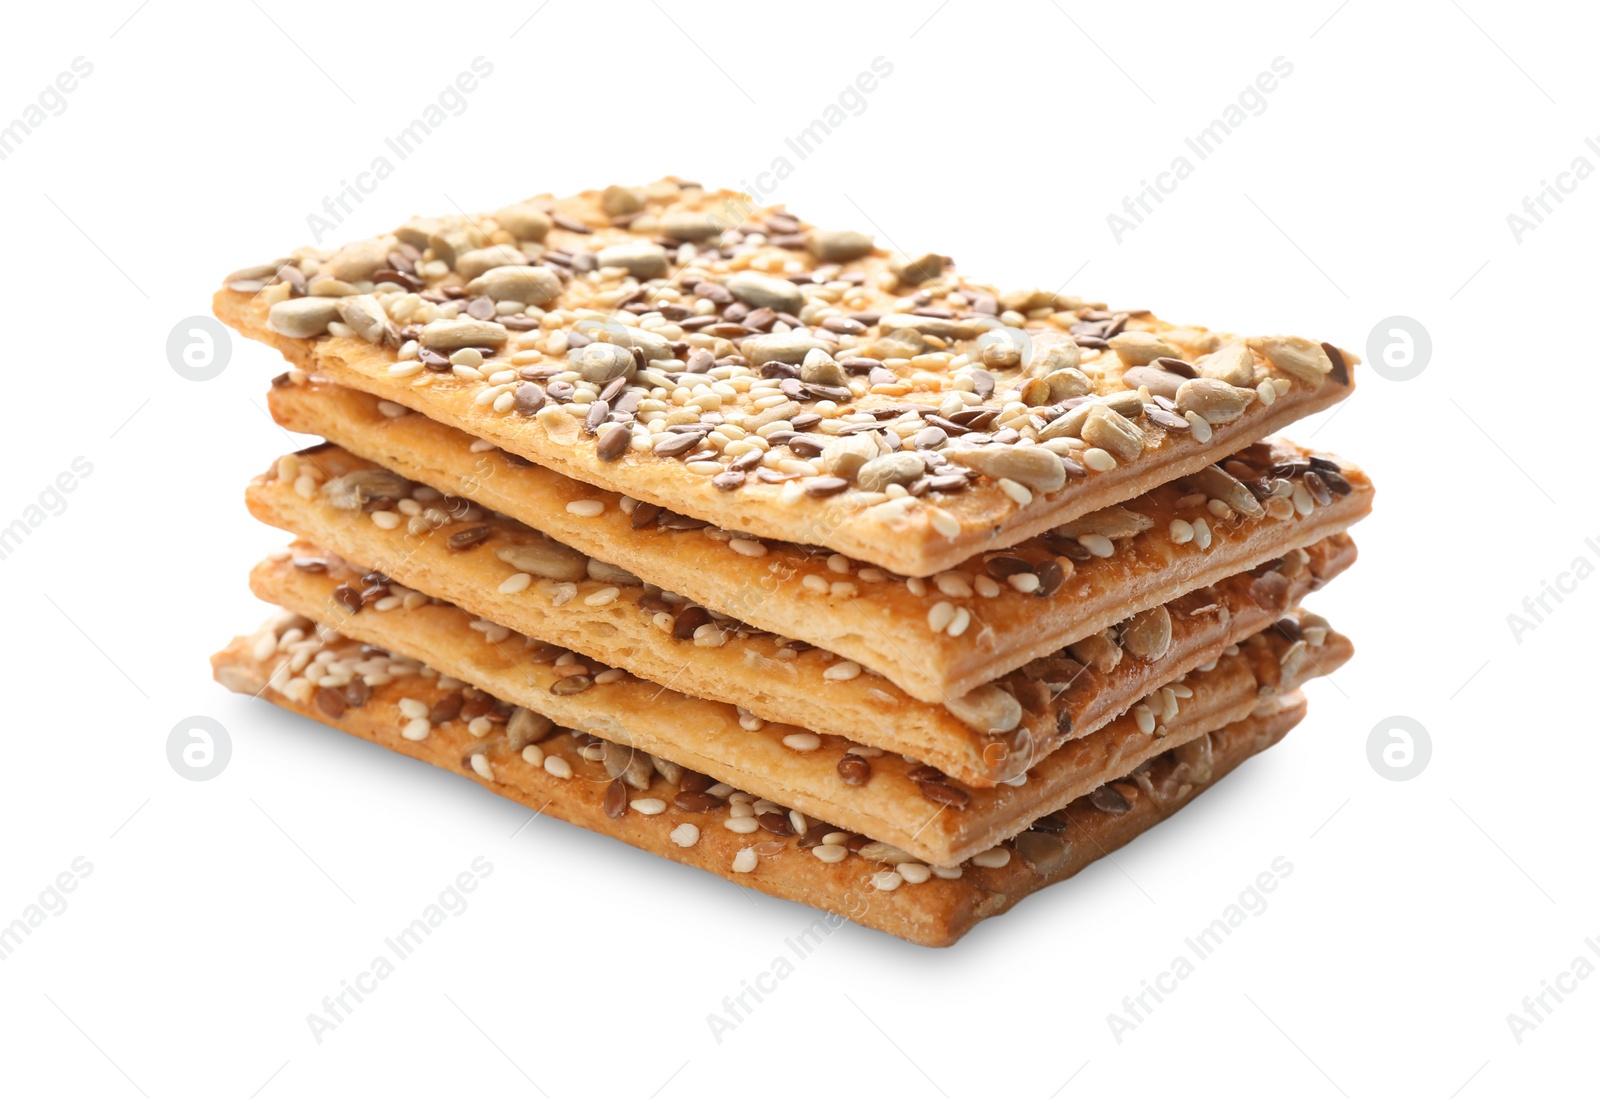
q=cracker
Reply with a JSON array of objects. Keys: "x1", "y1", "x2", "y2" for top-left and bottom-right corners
[
  {"x1": 251, "y1": 439, "x2": 1368, "y2": 720},
  {"x1": 248, "y1": 549, "x2": 1350, "y2": 866},
  {"x1": 215, "y1": 178, "x2": 1355, "y2": 578},
  {"x1": 213, "y1": 613, "x2": 1309, "y2": 947}
]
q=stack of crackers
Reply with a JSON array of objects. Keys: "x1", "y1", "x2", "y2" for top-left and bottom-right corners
[{"x1": 211, "y1": 179, "x2": 1370, "y2": 946}]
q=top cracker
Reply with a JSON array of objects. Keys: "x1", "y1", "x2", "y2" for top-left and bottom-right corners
[{"x1": 216, "y1": 178, "x2": 1355, "y2": 578}]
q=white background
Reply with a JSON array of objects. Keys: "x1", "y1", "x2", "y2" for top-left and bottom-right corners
[{"x1": 2, "y1": 1, "x2": 1594, "y2": 1095}]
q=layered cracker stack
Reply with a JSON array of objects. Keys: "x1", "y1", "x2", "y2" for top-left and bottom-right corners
[{"x1": 211, "y1": 180, "x2": 1369, "y2": 946}]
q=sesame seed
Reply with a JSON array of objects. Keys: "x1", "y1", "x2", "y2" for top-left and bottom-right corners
[
  {"x1": 1007, "y1": 572, "x2": 1041, "y2": 594},
  {"x1": 971, "y1": 847, "x2": 1012, "y2": 869},
  {"x1": 898, "y1": 863, "x2": 932, "y2": 884},
  {"x1": 1292, "y1": 483, "x2": 1315, "y2": 515},
  {"x1": 947, "y1": 607, "x2": 971, "y2": 637},
  {"x1": 928, "y1": 601, "x2": 956, "y2": 632},
  {"x1": 398, "y1": 698, "x2": 428, "y2": 720},
  {"x1": 1169, "y1": 519, "x2": 1195, "y2": 544},
  {"x1": 931, "y1": 865, "x2": 963, "y2": 880},
  {"x1": 583, "y1": 586, "x2": 620, "y2": 607},
  {"x1": 470, "y1": 753, "x2": 494, "y2": 780},
  {"x1": 928, "y1": 507, "x2": 961, "y2": 539},
  {"x1": 566, "y1": 500, "x2": 605, "y2": 517},
  {"x1": 723, "y1": 816, "x2": 760, "y2": 834},
  {"x1": 670, "y1": 823, "x2": 700, "y2": 847},
  {"x1": 934, "y1": 573, "x2": 973, "y2": 598},
  {"x1": 371, "y1": 510, "x2": 402, "y2": 530},
  {"x1": 871, "y1": 870, "x2": 903, "y2": 891},
  {"x1": 1074, "y1": 448, "x2": 1111, "y2": 473},
  {"x1": 823, "y1": 660, "x2": 862, "y2": 682},
  {"x1": 729, "y1": 537, "x2": 767, "y2": 557},
  {"x1": 1078, "y1": 533, "x2": 1115, "y2": 558},
  {"x1": 402, "y1": 718, "x2": 431, "y2": 741},
  {"x1": 521, "y1": 744, "x2": 545, "y2": 767},
  {"x1": 782, "y1": 732, "x2": 822, "y2": 751},
  {"x1": 1185, "y1": 411, "x2": 1213, "y2": 443},
  {"x1": 812, "y1": 844, "x2": 848, "y2": 864},
  {"x1": 543, "y1": 755, "x2": 573, "y2": 779},
  {"x1": 974, "y1": 575, "x2": 1001, "y2": 598},
  {"x1": 1134, "y1": 705, "x2": 1156, "y2": 734},
  {"x1": 1256, "y1": 379, "x2": 1276, "y2": 406},
  {"x1": 802, "y1": 574, "x2": 828, "y2": 593},
  {"x1": 998, "y1": 478, "x2": 1032, "y2": 506},
  {"x1": 732, "y1": 848, "x2": 758, "y2": 873},
  {"x1": 631, "y1": 798, "x2": 667, "y2": 815},
  {"x1": 498, "y1": 572, "x2": 533, "y2": 594},
  {"x1": 1193, "y1": 517, "x2": 1213, "y2": 550}
]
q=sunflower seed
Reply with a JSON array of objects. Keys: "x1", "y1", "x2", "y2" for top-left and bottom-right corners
[
  {"x1": 1197, "y1": 343, "x2": 1256, "y2": 386},
  {"x1": 495, "y1": 541, "x2": 588, "y2": 582},
  {"x1": 1108, "y1": 330, "x2": 1179, "y2": 366},
  {"x1": 855, "y1": 452, "x2": 925, "y2": 492},
  {"x1": 1250, "y1": 335, "x2": 1332, "y2": 385},
  {"x1": 420, "y1": 318, "x2": 508, "y2": 350},
  {"x1": 1120, "y1": 606, "x2": 1172, "y2": 661},
  {"x1": 1175, "y1": 378, "x2": 1255, "y2": 425},
  {"x1": 947, "y1": 444, "x2": 1066, "y2": 493},
  {"x1": 267, "y1": 297, "x2": 341, "y2": 338},
  {"x1": 596, "y1": 240, "x2": 668, "y2": 279},
  {"x1": 943, "y1": 684, "x2": 1023, "y2": 735},
  {"x1": 466, "y1": 264, "x2": 561, "y2": 306},
  {"x1": 494, "y1": 204, "x2": 553, "y2": 241},
  {"x1": 1080, "y1": 404, "x2": 1145, "y2": 461},
  {"x1": 808, "y1": 228, "x2": 874, "y2": 261},
  {"x1": 725, "y1": 271, "x2": 804, "y2": 314}
]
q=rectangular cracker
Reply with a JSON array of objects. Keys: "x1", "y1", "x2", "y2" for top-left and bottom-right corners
[
  {"x1": 214, "y1": 178, "x2": 1355, "y2": 579},
  {"x1": 249, "y1": 549, "x2": 1349, "y2": 866},
  {"x1": 212, "y1": 614, "x2": 1309, "y2": 947},
  {"x1": 252, "y1": 436, "x2": 1369, "y2": 717},
  {"x1": 266, "y1": 376, "x2": 1364, "y2": 711}
]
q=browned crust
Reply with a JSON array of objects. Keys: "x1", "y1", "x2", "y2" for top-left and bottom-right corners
[
  {"x1": 216, "y1": 283, "x2": 1351, "y2": 578},
  {"x1": 249, "y1": 438, "x2": 1369, "y2": 715},
  {"x1": 212, "y1": 621, "x2": 1308, "y2": 947},
  {"x1": 246, "y1": 550, "x2": 1350, "y2": 865}
]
